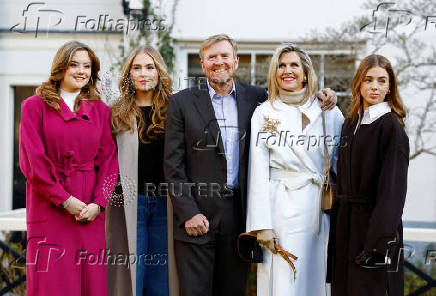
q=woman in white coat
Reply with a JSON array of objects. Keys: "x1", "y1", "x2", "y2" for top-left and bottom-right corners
[{"x1": 246, "y1": 44, "x2": 344, "y2": 295}]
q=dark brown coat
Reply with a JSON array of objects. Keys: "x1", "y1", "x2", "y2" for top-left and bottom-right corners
[{"x1": 329, "y1": 112, "x2": 409, "y2": 296}]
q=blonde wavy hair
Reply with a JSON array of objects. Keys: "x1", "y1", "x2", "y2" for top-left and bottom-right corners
[
  {"x1": 267, "y1": 44, "x2": 318, "y2": 103},
  {"x1": 36, "y1": 40, "x2": 101, "y2": 111},
  {"x1": 111, "y1": 45, "x2": 172, "y2": 143}
]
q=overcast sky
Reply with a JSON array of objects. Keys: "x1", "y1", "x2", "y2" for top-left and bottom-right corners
[{"x1": 172, "y1": 0, "x2": 369, "y2": 40}]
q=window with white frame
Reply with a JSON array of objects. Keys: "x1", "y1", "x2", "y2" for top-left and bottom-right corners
[
  {"x1": 187, "y1": 49, "x2": 355, "y2": 113},
  {"x1": 13, "y1": 86, "x2": 37, "y2": 209}
]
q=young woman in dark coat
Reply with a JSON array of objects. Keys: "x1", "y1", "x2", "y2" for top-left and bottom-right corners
[{"x1": 329, "y1": 54, "x2": 409, "y2": 296}]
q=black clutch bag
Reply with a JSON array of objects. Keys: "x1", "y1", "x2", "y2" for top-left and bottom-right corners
[{"x1": 237, "y1": 232, "x2": 263, "y2": 263}]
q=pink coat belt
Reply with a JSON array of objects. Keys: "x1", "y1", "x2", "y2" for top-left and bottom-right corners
[{"x1": 54, "y1": 151, "x2": 95, "y2": 191}]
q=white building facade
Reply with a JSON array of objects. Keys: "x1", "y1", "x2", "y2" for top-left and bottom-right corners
[{"x1": 0, "y1": 0, "x2": 435, "y2": 227}]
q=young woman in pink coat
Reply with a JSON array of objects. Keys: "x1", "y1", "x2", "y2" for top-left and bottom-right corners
[{"x1": 19, "y1": 40, "x2": 118, "y2": 295}]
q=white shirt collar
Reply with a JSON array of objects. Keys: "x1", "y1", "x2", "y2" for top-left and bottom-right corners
[
  {"x1": 361, "y1": 101, "x2": 391, "y2": 125},
  {"x1": 354, "y1": 101, "x2": 392, "y2": 134}
]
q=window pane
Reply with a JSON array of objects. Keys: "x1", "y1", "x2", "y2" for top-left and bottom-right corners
[
  {"x1": 14, "y1": 86, "x2": 37, "y2": 209},
  {"x1": 309, "y1": 55, "x2": 320, "y2": 77},
  {"x1": 325, "y1": 54, "x2": 355, "y2": 92},
  {"x1": 255, "y1": 55, "x2": 271, "y2": 88},
  {"x1": 187, "y1": 54, "x2": 203, "y2": 87},
  {"x1": 337, "y1": 95, "x2": 351, "y2": 115},
  {"x1": 233, "y1": 54, "x2": 251, "y2": 85}
]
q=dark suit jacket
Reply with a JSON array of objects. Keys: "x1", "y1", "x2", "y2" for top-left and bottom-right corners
[{"x1": 164, "y1": 82, "x2": 267, "y2": 243}]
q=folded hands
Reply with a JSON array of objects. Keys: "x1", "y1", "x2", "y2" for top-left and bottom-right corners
[{"x1": 62, "y1": 196, "x2": 101, "y2": 223}]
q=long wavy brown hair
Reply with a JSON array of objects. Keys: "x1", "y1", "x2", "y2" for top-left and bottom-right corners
[
  {"x1": 348, "y1": 54, "x2": 406, "y2": 127},
  {"x1": 36, "y1": 41, "x2": 101, "y2": 111},
  {"x1": 111, "y1": 45, "x2": 171, "y2": 143}
]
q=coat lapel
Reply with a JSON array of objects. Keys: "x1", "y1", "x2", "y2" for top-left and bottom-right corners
[
  {"x1": 299, "y1": 97, "x2": 322, "y2": 132},
  {"x1": 59, "y1": 98, "x2": 76, "y2": 121},
  {"x1": 116, "y1": 119, "x2": 138, "y2": 296},
  {"x1": 59, "y1": 98, "x2": 95, "y2": 121},
  {"x1": 76, "y1": 99, "x2": 94, "y2": 120},
  {"x1": 191, "y1": 84, "x2": 226, "y2": 155},
  {"x1": 235, "y1": 82, "x2": 250, "y2": 162}
]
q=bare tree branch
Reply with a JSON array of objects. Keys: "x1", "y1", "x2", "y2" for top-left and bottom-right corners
[{"x1": 308, "y1": 0, "x2": 436, "y2": 161}]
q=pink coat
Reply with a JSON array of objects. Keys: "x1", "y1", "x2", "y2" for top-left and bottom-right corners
[{"x1": 19, "y1": 95, "x2": 118, "y2": 296}]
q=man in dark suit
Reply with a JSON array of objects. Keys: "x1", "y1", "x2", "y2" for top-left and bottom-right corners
[{"x1": 164, "y1": 34, "x2": 336, "y2": 295}]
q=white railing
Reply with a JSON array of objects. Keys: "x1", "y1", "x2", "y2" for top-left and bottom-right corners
[
  {"x1": 404, "y1": 227, "x2": 436, "y2": 243},
  {"x1": 0, "y1": 208, "x2": 26, "y2": 231},
  {"x1": 1, "y1": 208, "x2": 435, "y2": 242}
]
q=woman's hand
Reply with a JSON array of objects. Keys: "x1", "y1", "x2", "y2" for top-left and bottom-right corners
[
  {"x1": 62, "y1": 196, "x2": 86, "y2": 215},
  {"x1": 257, "y1": 229, "x2": 277, "y2": 254},
  {"x1": 354, "y1": 250, "x2": 390, "y2": 268},
  {"x1": 76, "y1": 203, "x2": 101, "y2": 222},
  {"x1": 316, "y1": 88, "x2": 337, "y2": 111}
]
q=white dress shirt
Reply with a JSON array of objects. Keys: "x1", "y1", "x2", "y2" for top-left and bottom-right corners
[
  {"x1": 354, "y1": 101, "x2": 391, "y2": 134},
  {"x1": 207, "y1": 80, "x2": 239, "y2": 189},
  {"x1": 60, "y1": 89, "x2": 80, "y2": 111}
]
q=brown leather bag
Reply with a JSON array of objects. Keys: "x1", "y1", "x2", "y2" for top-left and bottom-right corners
[{"x1": 321, "y1": 110, "x2": 335, "y2": 213}]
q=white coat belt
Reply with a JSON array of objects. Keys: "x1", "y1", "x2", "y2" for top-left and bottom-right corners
[
  {"x1": 269, "y1": 167, "x2": 324, "y2": 234},
  {"x1": 269, "y1": 167, "x2": 324, "y2": 190}
]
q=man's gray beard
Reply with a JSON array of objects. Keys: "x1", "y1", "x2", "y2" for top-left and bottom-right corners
[{"x1": 209, "y1": 76, "x2": 232, "y2": 86}]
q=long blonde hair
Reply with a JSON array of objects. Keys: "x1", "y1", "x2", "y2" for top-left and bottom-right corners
[
  {"x1": 111, "y1": 45, "x2": 172, "y2": 143},
  {"x1": 36, "y1": 40, "x2": 101, "y2": 111},
  {"x1": 267, "y1": 44, "x2": 318, "y2": 103}
]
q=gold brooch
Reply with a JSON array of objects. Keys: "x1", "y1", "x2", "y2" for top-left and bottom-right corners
[{"x1": 262, "y1": 116, "x2": 280, "y2": 134}]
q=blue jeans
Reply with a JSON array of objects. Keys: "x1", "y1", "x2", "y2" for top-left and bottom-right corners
[{"x1": 136, "y1": 194, "x2": 169, "y2": 296}]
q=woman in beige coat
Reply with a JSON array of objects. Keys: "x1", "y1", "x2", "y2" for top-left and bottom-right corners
[{"x1": 107, "y1": 45, "x2": 178, "y2": 296}]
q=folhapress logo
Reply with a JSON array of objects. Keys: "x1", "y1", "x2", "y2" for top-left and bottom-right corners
[
  {"x1": 9, "y1": 2, "x2": 167, "y2": 38},
  {"x1": 9, "y1": 2, "x2": 64, "y2": 37}
]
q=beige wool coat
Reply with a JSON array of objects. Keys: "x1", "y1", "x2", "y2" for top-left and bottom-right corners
[{"x1": 106, "y1": 122, "x2": 179, "y2": 296}]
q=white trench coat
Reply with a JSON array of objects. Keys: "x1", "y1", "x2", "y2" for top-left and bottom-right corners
[{"x1": 246, "y1": 97, "x2": 344, "y2": 296}]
